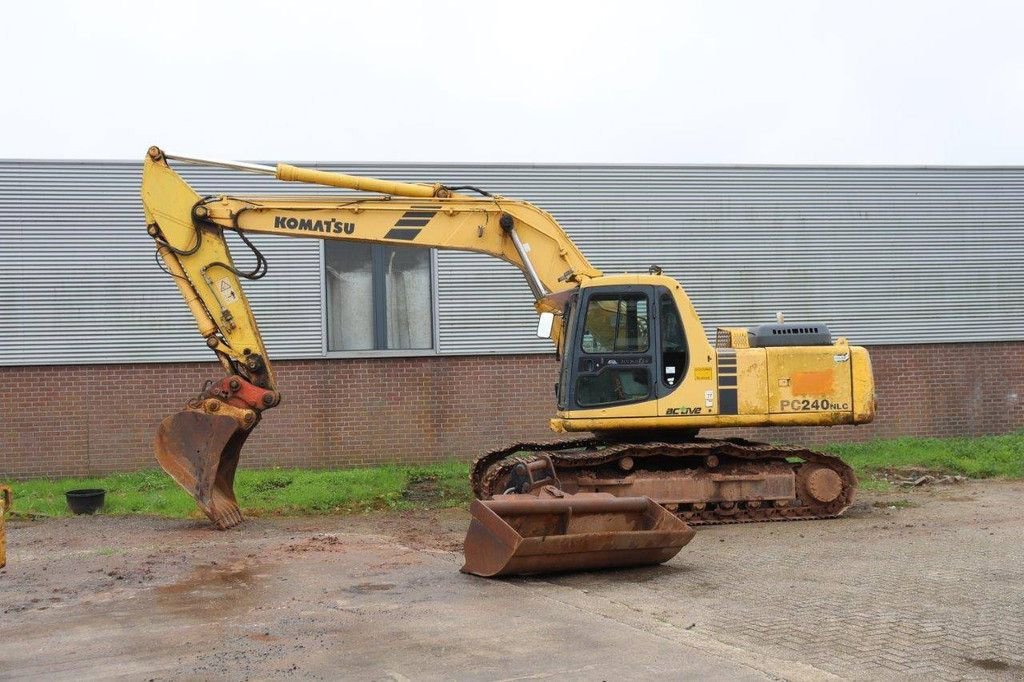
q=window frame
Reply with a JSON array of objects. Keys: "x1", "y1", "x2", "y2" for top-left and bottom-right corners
[
  {"x1": 658, "y1": 291, "x2": 689, "y2": 389},
  {"x1": 320, "y1": 241, "x2": 440, "y2": 358},
  {"x1": 564, "y1": 285, "x2": 656, "y2": 410},
  {"x1": 573, "y1": 365, "x2": 653, "y2": 408},
  {"x1": 579, "y1": 292, "x2": 652, "y2": 355}
]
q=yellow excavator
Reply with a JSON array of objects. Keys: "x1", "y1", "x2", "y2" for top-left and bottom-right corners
[{"x1": 142, "y1": 147, "x2": 875, "y2": 576}]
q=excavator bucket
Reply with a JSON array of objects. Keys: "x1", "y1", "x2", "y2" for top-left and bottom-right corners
[
  {"x1": 462, "y1": 491, "x2": 695, "y2": 577},
  {"x1": 155, "y1": 410, "x2": 250, "y2": 529}
]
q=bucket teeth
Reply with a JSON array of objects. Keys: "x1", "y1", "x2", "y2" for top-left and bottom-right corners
[{"x1": 154, "y1": 410, "x2": 250, "y2": 529}]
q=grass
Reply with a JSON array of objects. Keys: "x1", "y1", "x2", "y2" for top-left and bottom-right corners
[
  {"x1": 8, "y1": 461, "x2": 472, "y2": 520},
  {"x1": 5, "y1": 432, "x2": 1022, "y2": 519},
  {"x1": 829, "y1": 431, "x2": 1024, "y2": 482}
]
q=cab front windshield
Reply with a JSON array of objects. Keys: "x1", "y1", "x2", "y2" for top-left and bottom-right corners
[
  {"x1": 574, "y1": 292, "x2": 651, "y2": 407},
  {"x1": 581, "y1": 294, "x2": 649, "y2": 353}
]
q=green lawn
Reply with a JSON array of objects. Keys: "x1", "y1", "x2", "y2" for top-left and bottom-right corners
[
  {"x1": 7, "y1": 461, "x2": 473, "y2": 520},
  {"x1": 5, "y1": 432, "x2": 1021, "y2": 519},
  {"x1": 831, "y1": 431, "x2": 1024, "y2": 480}
]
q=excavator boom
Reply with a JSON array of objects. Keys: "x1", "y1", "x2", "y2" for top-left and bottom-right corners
[
  {"x1": 141, "y1": 147, "x2": 693, "y2": 573},
  {"x1": 142, "y1": 146, "x2": 597, "y2": 527}
]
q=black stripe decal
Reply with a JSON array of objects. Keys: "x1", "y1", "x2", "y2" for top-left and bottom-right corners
[
  {"x1": 411, "y1": 205, "x2": 441, "y2": 209},
  {"x1": 395, "y1": 218, "x2": 431, "y2": 227},
  {"x1": 717, "y1": 351, "x2": 739, "y2": 414},
  {"x1": 402, "y1": 211, "x2": 437, "y2": 219},
  {"x1": 719, "y1": 389, "x2": 738, "y2": 415},
  {"x1": 385, "y1": 228, "x2": 421, "y2": 240}
]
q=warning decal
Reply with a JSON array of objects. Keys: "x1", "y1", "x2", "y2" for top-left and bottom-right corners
[{"x1": 217, "y1": 278, "x2": 239, "y2": 304}]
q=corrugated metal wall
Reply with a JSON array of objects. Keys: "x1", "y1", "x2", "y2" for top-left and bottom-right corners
[
  {"x1": 0, "y1": 162, "x2": 323, "y2": 364},
  {"x1": 2, "y1": 160, "x2": 1022, "y2": 365}
]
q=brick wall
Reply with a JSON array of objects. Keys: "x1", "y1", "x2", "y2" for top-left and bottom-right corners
[{"x1": 1, "y1": 341, "x2": 1022, "y2": 478}]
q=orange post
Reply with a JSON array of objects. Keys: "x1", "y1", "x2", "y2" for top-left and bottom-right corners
[{"x1": 0, "y1": 485, "x2": 11, "y2": 568}]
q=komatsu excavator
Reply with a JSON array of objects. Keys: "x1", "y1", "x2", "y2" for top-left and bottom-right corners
[{"x1": 142, "y1": 147, "x2": 875, "y2": 576}]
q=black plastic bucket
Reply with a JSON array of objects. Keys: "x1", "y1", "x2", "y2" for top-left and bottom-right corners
[{"x1": 65, "y1": 488, "x2": 106, "y2": 515}]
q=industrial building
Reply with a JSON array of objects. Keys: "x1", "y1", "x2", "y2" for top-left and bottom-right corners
[{"x1": 1, "y1": 160, "x2": 1022, "y2": 478}]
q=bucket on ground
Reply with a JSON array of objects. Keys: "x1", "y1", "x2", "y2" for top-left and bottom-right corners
[
  {"x1": 462, "y1": 487, "x2": 695, "y2": 577},
  {"x1": 1, "y1": 485, "x2": 11, "y2": 568}
]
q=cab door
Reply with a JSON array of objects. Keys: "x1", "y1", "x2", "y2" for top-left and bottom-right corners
[
  {"x1": 564, "y1": 286, "x2": 659, "y2": 417},
  {"x1": 653, "y1": 288, "x2": 702, "y2": 417}
]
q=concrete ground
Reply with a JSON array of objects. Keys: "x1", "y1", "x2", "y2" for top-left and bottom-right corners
[{"x1": 1, "y1": 481, "x2": 1022, "y2": 681}]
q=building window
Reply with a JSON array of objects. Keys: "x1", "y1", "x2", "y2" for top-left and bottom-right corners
[{"x1": 325, "y1": 242, "x2": 433, "y2": 351}]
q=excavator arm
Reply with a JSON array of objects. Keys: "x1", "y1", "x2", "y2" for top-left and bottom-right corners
[
  {"x1": 141, "y1": 146, "x2": 696, "y2": 576},
  {"x1": 141, "y1": 147, "x2": 602, "y2": 528}
]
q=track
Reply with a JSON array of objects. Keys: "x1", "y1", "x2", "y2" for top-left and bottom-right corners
[{"x1": 471, "y1": 437, "x2": 856, "y2": 526}]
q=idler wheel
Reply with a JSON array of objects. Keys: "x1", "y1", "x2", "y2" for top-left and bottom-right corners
[{"x1": 800, "y1": 465, "x2": 844, "y2": 504}]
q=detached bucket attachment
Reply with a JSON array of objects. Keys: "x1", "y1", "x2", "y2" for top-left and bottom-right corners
[
  {"x1": 462, "y1": 488, "x2": 695, "y2": 577},
  {"x1": 155, "y1": 409, "x2": 251, "y2": 529}
]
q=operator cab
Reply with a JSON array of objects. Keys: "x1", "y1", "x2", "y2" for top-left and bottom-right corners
[{"x1": 552, "y1": 283, "x2": 690, "y2": 411}]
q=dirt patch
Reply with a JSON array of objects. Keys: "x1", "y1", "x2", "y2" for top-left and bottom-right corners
[
  {"x1": 155, "y1": 561, "x2": 264, "y2": 617},
  {"x1": 402, "y1": 475, "x2": 442, "y2": 503},
  {"x1": 342, "y1": 507, "x2": 468, "y2": 552},
  {"x1": 285, "y1": 532, "x2": 345, "y2": 553},
  {"x1": 874, "y1": 467, "x2": 969, "y2": 487},
  {"x1": 348, "y1": 582, "x2": 395, "y2": 593},
  {"x1": 871, "y1": 498, "x2": 918, "y2": 509},
  {"x1": 966, "y1": 657, "x2": 1015, "y2": 672}
]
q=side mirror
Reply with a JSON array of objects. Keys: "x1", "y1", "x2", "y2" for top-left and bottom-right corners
[{"x1": 536, "y1": 312, "x2": 555, "y2": 339}]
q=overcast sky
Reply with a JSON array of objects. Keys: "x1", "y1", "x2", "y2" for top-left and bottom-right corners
[{"x1": 2, "y1": 0, "x2": 1023, "y2": 164}]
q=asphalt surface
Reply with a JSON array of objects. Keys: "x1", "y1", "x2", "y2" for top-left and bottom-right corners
[{"x1": 1, "y1": 481, "x2": 1022, "y2": 680}]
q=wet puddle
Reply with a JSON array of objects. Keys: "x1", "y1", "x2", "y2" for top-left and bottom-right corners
[{"x1": 155, "y1": 562, "x2": 265, "y2": 618}]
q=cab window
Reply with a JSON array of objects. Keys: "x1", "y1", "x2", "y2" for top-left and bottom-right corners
[
  {"x1": 576, "y1": 367, "x2": 651, "y2": 406},
  {"x1": 575, "y1": 292, "x2": 652, "y2": 407},
  {"x1": 581, "y1": 294, "x2": 649, "y2": 353},
  {"x1": 660, "y1": 293, "x2": 687, "y2": 386}
]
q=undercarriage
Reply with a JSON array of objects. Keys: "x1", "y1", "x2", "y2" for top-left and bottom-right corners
[{"x1": 471, "y1": 436, "x2": 856, "y2": 525}]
